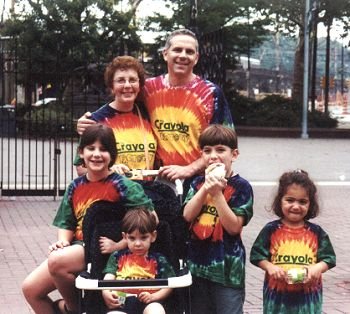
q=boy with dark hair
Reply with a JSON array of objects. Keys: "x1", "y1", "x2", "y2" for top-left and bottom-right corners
[{"x1": 183, "y1": 124, "x2": 253, "y2": 314}]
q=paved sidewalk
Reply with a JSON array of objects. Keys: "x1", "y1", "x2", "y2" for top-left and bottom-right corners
[{"x1": 1, "y1": 136, "x2": 350, "y2": 313}]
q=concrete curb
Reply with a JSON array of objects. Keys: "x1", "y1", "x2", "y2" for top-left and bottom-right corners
[{"x1": 236, "y1": 126, "x2": 350, "y2": 139}]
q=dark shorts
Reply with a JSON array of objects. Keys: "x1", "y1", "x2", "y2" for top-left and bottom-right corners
[{"x1": 191, "y1": 276, "x2": 245, "y2": 314}]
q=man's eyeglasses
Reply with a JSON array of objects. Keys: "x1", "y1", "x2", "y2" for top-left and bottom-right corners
[{"x1": 113, "y1": 78, "x2": 139, "y2": 86}]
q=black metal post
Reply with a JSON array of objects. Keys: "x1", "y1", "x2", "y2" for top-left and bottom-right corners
[{"x1": 189, "y1": 0, "x2": 198, "y2": 34}]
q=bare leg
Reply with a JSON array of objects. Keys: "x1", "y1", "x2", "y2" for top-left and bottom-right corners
[
  {"x1": 143, "y1": 302, "x2": 165, "y2": 314},
  {"x1": 22, "y1": 259, "x2": 56, "y2": 314},
  {"x1": 48, "y1": 244, "x2": 85, "y2": 312}
]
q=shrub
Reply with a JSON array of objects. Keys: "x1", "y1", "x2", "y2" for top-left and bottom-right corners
[
  {"x1": 20, "y1": 102, "x2": 76, "y2": 138},
  {"x1": 229, "y1": 94, "x2": 338, "y2": 128}
]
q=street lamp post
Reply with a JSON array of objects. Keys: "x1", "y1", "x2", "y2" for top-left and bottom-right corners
[{"x1": 302, "y1": 0, "x2": 311, "y2": 139}]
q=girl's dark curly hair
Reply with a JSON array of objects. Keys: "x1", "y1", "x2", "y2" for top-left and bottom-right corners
[{"x1": 272, "y1": 169, "x2": 319, "y2": 220}]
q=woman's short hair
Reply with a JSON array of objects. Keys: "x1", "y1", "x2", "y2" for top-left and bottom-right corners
[{"x1": 104, "y1": 56, "x2": 145, "y2": 90}]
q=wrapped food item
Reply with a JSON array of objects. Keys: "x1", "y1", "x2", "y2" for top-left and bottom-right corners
[
  {"x1": 205, "y1": 163, "x2": 226, "y2": 179},
  {"x1": 286, "y1": 268, "x2": 307, "y2": 284}
]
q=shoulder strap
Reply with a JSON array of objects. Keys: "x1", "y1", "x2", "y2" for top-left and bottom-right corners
[{"x1": 135, "y1": 104, "x2": 150, "y2": 170}]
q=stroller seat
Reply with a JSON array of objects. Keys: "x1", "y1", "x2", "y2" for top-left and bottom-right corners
[{"x1": 76, "y1": 181, "x2": 191, "y2": 314}]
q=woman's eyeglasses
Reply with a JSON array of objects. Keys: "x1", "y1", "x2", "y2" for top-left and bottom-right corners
[{"x1": 113, "y1": 78, "x2": 139, "y2": 86}]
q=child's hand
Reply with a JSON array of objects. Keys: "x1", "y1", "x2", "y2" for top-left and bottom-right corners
[
  {"x1": 99, "y1": 237, "x2": 118, "y2": 254},
  {"x1": 102, "y1": 290, "x2": 122, "y2": 309},
  {"x1": 304, "y1": 264, "x2": 323, "y2": 285},
  {"x1": 204, "y1": 173, "x2": 227, "y2": 195},
  {"x1": 138, "y1": 291, "x2": 154, "y2": 304},
  {"x1": 266, "y1": 264, "x2": 286, "y2": 282},
  {"x1": 48, "y1": 240, "x2": 70, "y2": 254}
]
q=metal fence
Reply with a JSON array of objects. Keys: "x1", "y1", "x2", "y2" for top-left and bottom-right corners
[
  {"x1": 0, "y1": 30, "x2": 225, "y2": 197},
  {"x1": 0, "y1": 37, "x2": 109, "y2": 197}
]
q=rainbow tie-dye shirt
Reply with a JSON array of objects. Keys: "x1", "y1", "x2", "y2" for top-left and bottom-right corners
[
  {"x1": 250, "y1": 220, "x2": 336, "y2": 314},
  {"x1": 143, "y1": 75, "x2": 234, "y2": 166},
  {"x1": 74, "y1": 104, "x2": 156, "y2": 170},
  {"x1": 184, "y1": 174, "x2": 253, "y2": 288},
  {"x1": 104, "y1": 249, "x2": 175, "y2": 294},
  {"x1": 53, "y1": 173, "x2": 154, "y2": 241}
]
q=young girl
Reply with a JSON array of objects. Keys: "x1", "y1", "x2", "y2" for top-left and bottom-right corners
[
  {"x1": 102, "y1": 208, "x2": 175, "y2": 314},
  {"x1": 250, "y1": 169, "x2": 336, "y2": 314},
  {"x1": 22, "y1": 124, "x2": 156, "y2": 314}
]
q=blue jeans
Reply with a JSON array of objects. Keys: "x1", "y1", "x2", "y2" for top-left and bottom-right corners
[{"x1": 190, "y1": 276, "x2": 245, "y2": 314}]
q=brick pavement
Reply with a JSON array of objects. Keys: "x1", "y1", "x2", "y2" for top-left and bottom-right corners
[
  {"x1": 1, "y1": 185, "x2": 349, "y2": 314},
  {"x1": 1, "y1": 136, "x2": 350, "y2": 314}
]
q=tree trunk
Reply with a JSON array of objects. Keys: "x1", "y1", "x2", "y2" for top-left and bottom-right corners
[{"x1": 292, "y1": 28, "x2": 304, "y2": 104}]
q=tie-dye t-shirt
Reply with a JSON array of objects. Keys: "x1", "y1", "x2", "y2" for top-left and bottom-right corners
[
  {"x1": 74, "y1": 104, "x2": 156, "y2": 169},
  {"x1": 103, "y1": 249, "x2": 175, "y2": 294},
  {"x1": 53, "y1": 173, "x2": 154, "y2": 241},
  {"x1": 250, "y1": 220, "x2": 336, "y2": 314},
  {"x1": 184, "y1": 174, "x2": 253, "y2": 288},
  {"x1": 143, "y1": 75, "x2": 234, "y2": 166}
]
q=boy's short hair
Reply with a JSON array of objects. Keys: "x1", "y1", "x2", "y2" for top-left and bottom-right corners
[
  {"x1": 78, "y1": 124, "x2": 117, "y2": 167},
  {"x1": 199, "y1": 124, "x2": 238, "y2": 150},
  {"x1": 122, "y1": 208, "x2": 157, "y2": 234}
]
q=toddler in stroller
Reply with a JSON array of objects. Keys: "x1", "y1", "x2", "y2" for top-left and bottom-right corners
[
  {"x1": 102, "y1": 207, "x2": 175, "y2": 314},
  {"x1": 76, "y1": 180, "x2": 190, "y2": 314}
]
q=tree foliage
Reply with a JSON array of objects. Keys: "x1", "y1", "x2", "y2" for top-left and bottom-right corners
[
  {"x1": 255, "y1": 0, "x2": 350, "y2": 102},
  {"x1": 0, "y1": 0, "x2": 143, "y2": 103},
  {"x1": 142, "y1": 0, "x2": 270, "y2": 69},
  {"x1": 1, "y1": 0, "x2": 350, "y2": 106}
]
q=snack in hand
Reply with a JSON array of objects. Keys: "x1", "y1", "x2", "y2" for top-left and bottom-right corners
[{"x1": 205, "y1": 163, "x2": 226, "y2": 179}]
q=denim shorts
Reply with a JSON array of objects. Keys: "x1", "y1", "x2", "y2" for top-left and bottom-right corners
[{"x1": 190, "y1": 276, "x2": 245, "y2": 314}]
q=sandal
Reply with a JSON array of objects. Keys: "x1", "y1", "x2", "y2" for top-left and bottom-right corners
[{"x1": 52, "y1": 299, "x2": 78, "y2": 314}]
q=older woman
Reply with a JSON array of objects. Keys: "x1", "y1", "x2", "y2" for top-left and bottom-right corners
[{"x1": 75, "y1": 56, "x2": 157, "y2": 175}]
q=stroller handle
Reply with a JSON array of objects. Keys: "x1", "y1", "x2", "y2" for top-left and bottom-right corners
[
  {"x1": 76, "y1": 269, "x2": 192, "y2": 290},
  {"x1": 125, "y1": 169, "x2": 184, "y2": 196}
]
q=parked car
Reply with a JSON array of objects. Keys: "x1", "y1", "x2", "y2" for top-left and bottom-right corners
[
  {"x1": 32, "y1": 98, "x2": 57, "y2": 107},
  {"x1": 0, "y1": 104, "x2": 15, "y2": 112}
]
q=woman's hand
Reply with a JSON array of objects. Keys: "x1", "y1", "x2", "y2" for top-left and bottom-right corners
[{"x1": 76, "y1": 112, "x2": 96, "y2": 135}]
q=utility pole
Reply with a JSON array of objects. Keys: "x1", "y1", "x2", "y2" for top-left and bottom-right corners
[
  {"x1": 302, "y1": 0, "x2": 311, "y2": 139},
  {"x1": 246, "y1": 4, "x2": 251, "y2": 98}
]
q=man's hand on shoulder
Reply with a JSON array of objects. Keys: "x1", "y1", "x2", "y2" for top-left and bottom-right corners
[{"x1": 158, "y1": 162, "x2": 202, "y2": 181}]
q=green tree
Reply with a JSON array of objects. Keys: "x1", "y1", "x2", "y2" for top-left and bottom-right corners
[
  {"x1": 143, "y1": 0, "x2": 270, "y2": 72},
  {"x1": 256, "y1": 0, "x2": 350, "y2": 104},
  {"x1": 317, "y1": 0, "x2": 350, "y2": 113},
  {"x1": 0, "y1": 0, "x2": 143, "y2": 105}
]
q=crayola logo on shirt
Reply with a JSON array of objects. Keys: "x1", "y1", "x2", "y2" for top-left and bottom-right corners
[
  {"x1": 117, "y1": 142, "x2": 156, "y2": 153},
  {"x1": 273, "y1": 254, "x2": 314, "y2": 265},
  {"x1": 154, "y1": 120, "x2": 190, "y2": 135}
]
